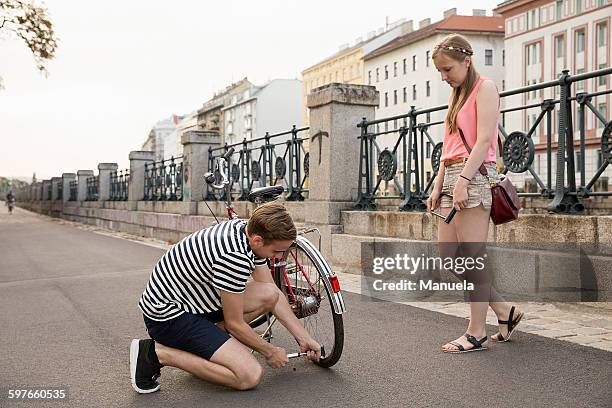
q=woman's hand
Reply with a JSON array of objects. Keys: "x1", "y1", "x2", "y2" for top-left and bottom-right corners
[
  {"x1": 427, "y1": 189, "x2": 442, "y2": 212},
  {"x1": 452, "y1": 178, "x2": 470, "y2": 211}
]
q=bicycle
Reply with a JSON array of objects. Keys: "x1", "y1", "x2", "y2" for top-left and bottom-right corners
[{"x1": 203, "y1": 148, "x2": 346, "y2": 367}]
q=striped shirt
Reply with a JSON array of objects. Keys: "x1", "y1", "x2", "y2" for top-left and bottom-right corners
[{"x1": 138, "y1": 219, "x2": 268, "y2": 321}]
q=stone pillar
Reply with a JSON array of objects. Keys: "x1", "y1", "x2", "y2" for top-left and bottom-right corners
[
  {"x1": 98, "y1": 163, "x2": 118, "y2": 201},
  {"x1": 305, "y1": 83, "x2": 379, "y2": 257},
  {"x1": 51, "y1": 177, "x2": 62, "y2": 200},
  {"x1": 181, "y1": 130, "x2": 221, "y2": 202},
  {"x1": 42, "y1": 180, "x2": 51, "y2": 201},
  {"x1": 129, "y1": 151, "x2": 155, "y2": 203},
  {"x1": 77, "y1": 170, "x2": 93, "y2": 201},
  {"x1": 62, "y1": 173, "x2": 76, "y2": 202}
]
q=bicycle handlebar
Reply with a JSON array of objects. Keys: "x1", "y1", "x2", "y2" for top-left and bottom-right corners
[
  {"x1": 222, "y1": 147, "x2": 235, "y2": 161},
  {"x1": 204, "y1": 148, "x2": 236, "y2": 190}
]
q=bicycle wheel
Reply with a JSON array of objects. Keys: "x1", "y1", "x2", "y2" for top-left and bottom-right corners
[{"x1": 278, "y1": 236, "x2": 344, "y2": 367}]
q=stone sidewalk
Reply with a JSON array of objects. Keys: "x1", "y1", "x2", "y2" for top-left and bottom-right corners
[
  {"x1": 44, "y1": 212, "x2": 612, "y2": 353},
  {"x1": 339, "y1": 273, "x2": 612, "y2": 353}
]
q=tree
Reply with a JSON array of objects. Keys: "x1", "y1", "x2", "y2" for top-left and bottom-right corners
[{"x1": 0, "y1": 0, "x2": 58, "y2": 89}]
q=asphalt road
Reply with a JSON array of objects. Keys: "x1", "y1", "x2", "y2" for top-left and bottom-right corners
[{"x1": 1, "y1": 207, "x2": 611, "y2": 408}]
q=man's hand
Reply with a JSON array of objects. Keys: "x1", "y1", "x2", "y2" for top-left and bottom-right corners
[
  {"x1": 298, "y1": 336, "x2": 321, "y2": 362},
  {"x1": 264, "y1": 346, "x2": 289, "y2": 368}
]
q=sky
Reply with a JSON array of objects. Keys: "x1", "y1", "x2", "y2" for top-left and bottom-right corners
[{"x1": 0, "y1": 0, "x2": 502, "y2": 180}]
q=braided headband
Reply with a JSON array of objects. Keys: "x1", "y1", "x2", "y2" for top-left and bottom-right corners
[{"x1": 434, "y1": 44, "x2": 474, "y2": 56}]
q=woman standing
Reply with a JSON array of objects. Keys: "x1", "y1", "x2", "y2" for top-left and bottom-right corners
[{"x1": 426, "y1": 34, "x2": 524, "y2": 353}]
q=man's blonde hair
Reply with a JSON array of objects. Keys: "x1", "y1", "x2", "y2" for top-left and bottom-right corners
[{"x1": 247, "y1": 202, "x2": 297, "y2": 243}]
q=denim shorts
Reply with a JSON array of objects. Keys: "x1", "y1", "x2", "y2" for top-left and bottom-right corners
[
  {"x1": 440, "y1": 162, "x2": 500, "y2": 209},
  {"x1": 143, "y1": 310, "x2": 230, "y2": 360}
]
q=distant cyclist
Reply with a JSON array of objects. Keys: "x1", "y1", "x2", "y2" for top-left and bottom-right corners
[{"x1": 5, "y1": 191, "x2": 15, "y2": 214}]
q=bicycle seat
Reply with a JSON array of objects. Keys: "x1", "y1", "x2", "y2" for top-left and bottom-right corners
[{"x1": 248, "y1": 186, "x2": 284, "y2": 203}]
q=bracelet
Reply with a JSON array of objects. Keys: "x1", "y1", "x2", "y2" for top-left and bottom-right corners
[{"x1": 459, "y1": 175, "x2": 471, "y2": 182}]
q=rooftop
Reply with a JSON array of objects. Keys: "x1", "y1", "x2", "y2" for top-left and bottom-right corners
[{"x1": 363, "y1": 14, "x2": 504, "y2": 61}]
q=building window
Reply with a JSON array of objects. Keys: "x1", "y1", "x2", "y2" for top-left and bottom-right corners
[
  {"x1": 575, "y1": 0, "x2": 583, "y2": 13},
  {"x1": 412, "y1": 55, "x2": 416, "y2": 71},
  {"x1": 403, "y1": 87, "x2": 407, "y2": 103},
  {"x1": 598, "y1": 23, "x2": 608, "y2": 47},
  {"x1": 426, "y1": 81, "x2": 430, "y2": 97},
  {"x1": 529, "y1": 79, "x2": 537, "y2": 99},
  {"x1": 393, "y1": 62, "x2": 398, "y2": 77},
  {"x1": 376, "y1": 68, "x2": 379, "y2": 82},
  {"x1": 502, "y1": 49, "x2": 505, "y2": 66},
  {"x1": 598, "y1": 103, "x2": 607, "y2": 128},
  {"x1": 426, "y1": 142, "x2": 431, "y2": 158},
  {"x1": 526, "y1": 43, "x2": 538, "y2": 65},
  {"x1": 368, "y1": 71, "x2": 372, "y2": 85},
  {"x1": 485, "y1": 49, "x2": 493, "y2": 65},
  {"x1": 426, "y1": 171, "x2": 432, "y2": 183},
  {"x1": 394, "y1": 90, "x2": 398, "y2": 105},
  {"x1": 384, "y1": 92, "x2": 388, "y2": 107},
  {"x1": 556, "y1": 1, "x2": 563, "y2": 19},
  {"x1": 555, "y1": 36, "x2": 565, "y2": 58},
  {"x1": 412, "y1": 84, "x2": 417, "y2": 100},
  {"x1": 426, "y1": 51, "x2": 430, "y2": 67},
  {"x1": 502, "y1": 80, "x2": 505, "y2": 91},
  {"x1": 384, "y1": 65, "x2": 389, "y2": 80},
  {"x1": 599, "y1": 63, "x2": 608, "y2": 86},
  {"x1": 576, "y1": 30, "x2": 585, "y2": 53},
  {"x1": 526, "y1": 9, "x2": 536, "y2": 30},
  {"x1": 393, "y1": 119, "x2": 397, "y2": 130},
  {"x1": 384, "y1": 122, "x2": 388, "y2": 132},
  {"x1": 576, "y1": 151, "x2": 582, "y2": 171},
  {"x1": 403, "y1": 58, "x2": 407, "y2": 74}
]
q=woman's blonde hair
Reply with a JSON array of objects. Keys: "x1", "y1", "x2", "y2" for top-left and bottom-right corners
[
  {"x1": 248, "y1": 201, "x2": 296, "y2": 243},
  {"x1": 432, "y1": 34, "x2": 479, "y2": 134}
]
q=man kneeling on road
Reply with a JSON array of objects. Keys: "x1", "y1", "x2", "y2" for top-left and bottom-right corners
[{"x1": 130, "y1": 202, "x2": 321, "y2": 392}]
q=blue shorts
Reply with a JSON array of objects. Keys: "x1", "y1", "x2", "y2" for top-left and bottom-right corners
[{"x1": 143, "y1": 311, "x2": 230, "y2": 360}]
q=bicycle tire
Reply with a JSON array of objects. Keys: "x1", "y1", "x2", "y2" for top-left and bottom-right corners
[{"x1": 278, "y1": 237, "x2": 344, "y2": 368}]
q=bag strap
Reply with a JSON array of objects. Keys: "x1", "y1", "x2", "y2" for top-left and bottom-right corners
[{"x1": 458, "y1": 128, "x2": 502, "y2": 177}]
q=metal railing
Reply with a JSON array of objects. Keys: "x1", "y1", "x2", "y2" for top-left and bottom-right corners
[
  {"x1": 110, "y1": 169, "x2": 129, "y2": 201},
  {"x1": 69, "y1": 181, "x2": 77, "y2": 201},
  {"x1": 86, "y1": 176, "x2": 99, "y2": 201},
  {"x1": 355, "y1": 68, "x2": 612, "y2": 214},
  {"x1": 144, "y1": 156, "x2": 183, "y2": 201},
  {"x1": 206, "y1": 125, "x2": 309, "y2": 201}
]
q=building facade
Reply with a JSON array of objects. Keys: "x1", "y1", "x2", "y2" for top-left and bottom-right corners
[
  {"x1": 196, "y1": 78, "x2": 252, "y2": 145},
  {"x1": 301, "y1": 18, "x2": 414, "y2": 126},
  {"x1": 363, "y1": 9, "x2": 505, "y2": 187},
  {"x1": 494, "y1": 0, "x2": 611, "y2": 189},
  {"x1": 222, "y1": 78, "x2": 302, "y2": 148},
  {"x1": 141, "y1": 115, "x2": 182, "y2": 162}
]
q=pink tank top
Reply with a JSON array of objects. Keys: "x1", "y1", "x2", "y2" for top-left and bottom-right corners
[{"x1": 439, "y1": 76, "x2": 499, "y2": 163}]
